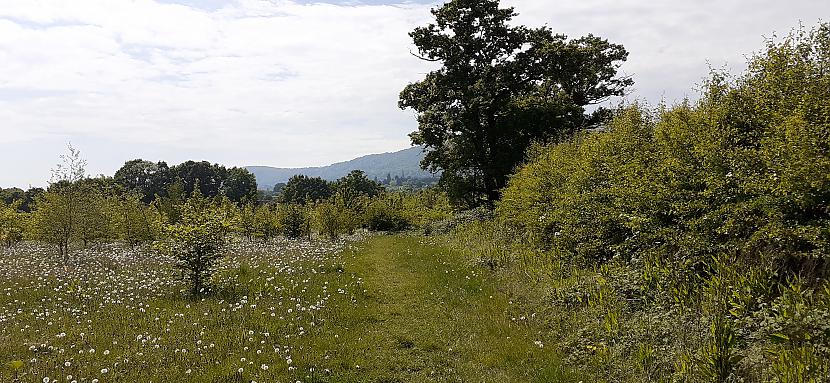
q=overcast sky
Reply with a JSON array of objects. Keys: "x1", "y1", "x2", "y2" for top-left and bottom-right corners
[{"x1": 0, "y1": 0, "x2": 827, "y2": 188}]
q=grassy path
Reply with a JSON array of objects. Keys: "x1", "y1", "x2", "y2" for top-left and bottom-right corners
[{"x1": 316, "y1": 235, "x2": 575, "y2": 382}]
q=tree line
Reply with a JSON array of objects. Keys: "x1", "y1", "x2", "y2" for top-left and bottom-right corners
[
  {"x1": 113, "y1": 159, "x2": 258, "y2": 204},
  {"x1": 0, "y1": 149, "x2": 452, "y2": 297}
]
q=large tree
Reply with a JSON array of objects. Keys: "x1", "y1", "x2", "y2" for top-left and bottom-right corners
[
  {"x1": 399, "y1": 0, "x2": 632, "y2": 207},
  {"x1": 279, "y1": 175, "x2": 333, "y2": 205},
  {"x1": 172, "y1": 161, "x2": 227, "y2": 198},
  {"x1": 114, "y1": 159, "x2": 173, "y2": 203},
  {"x1": 336, "y1": 170, "x2": 383, "y2": 199},
  {"x1": 222, "y1": 167, "x2": 258, "y2": 204}
]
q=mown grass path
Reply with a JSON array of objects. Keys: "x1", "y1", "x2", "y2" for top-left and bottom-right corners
[{"x1": 317, "y1": 235, "x2": 575, "y2": 382}]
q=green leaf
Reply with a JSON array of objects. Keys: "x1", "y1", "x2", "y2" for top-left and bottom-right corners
[{"x1": 769, "y1": 333, "x2": 790, "y2": 343}]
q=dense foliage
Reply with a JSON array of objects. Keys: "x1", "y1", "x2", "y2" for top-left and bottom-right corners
[
  {"x1": 114, "y1": 159, "x2": 257, "y2": 204},
  {"x1": 0, "y1": 201, "x2": 25, "y2": 247},
  {"x1": 335, "y1": 170, "x2": 383, "y2": 200},
  {"x1": 452, "y1": 23, "x2": 830, "y2": 381},
  {"x1": 155, "y1": 193, "x2": 233, "y2": 297},
  {"x1": 113, "y1": 159, "x2": 173, "y2": 203},
  {"x1": 0, "y1": 187, "x2": 43, "y2": 213},
  {"x1": 279, "y1": 175, "x2": 334, "y2": 205},
  {"x1": 365, "y1": 194, "x2": 410, "y2": 232},
  {"x1": 401, "y1": 0, "x2": 631, "y2": 207}
]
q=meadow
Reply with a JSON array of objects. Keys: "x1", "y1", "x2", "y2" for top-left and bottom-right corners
[
  {"x1": 0, "y1": 234, "x2": 573, "y2": 383},
  {"x1": 1, "y1": 237, "x2": 361, "y2": 382}
]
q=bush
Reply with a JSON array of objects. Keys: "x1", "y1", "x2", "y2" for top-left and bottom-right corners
[
  {"x1": 468, "y1": 22, "x2": 830, "y2": 381},
  {"x1": 0, "y1": 202, "x2": 26, "y2": 247},
  {"x1": 277, "y1": 203, "x2": 311, "y2": 238},
  {"x1": 400, "y1": 188, "x2": 454, "y2": 233},
  {"x1": 313, "y1": 193, "x2": 360, "y2": 239},
  {"x1": 155, "y1": 199, "x2": 231, "y2": 297},
  {"x1": 253, "y1": 204, "x2": 281, "y2": 242},
  {"x1": 237, "y1": 202, "x2": 258, "y2": 240},
  {"x1": 114, "y1": 194, "x2": 162, "y2": 246},
  {"x1": 365, "y1": 195, "x2": 410, "y2": 232},
  {"x1": 500, "y1": 23, "x2": 830, "y2": 275},
  {"x1": 426, "y1": 206, "x2": 490, "y2": 236}
]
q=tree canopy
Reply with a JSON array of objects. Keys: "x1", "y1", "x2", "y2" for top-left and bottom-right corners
[
  {"x1": 279, "y1": 175, "x2": 334, "y2": 205},
  {"x1": 114, "y1": 159, "x2": 257, "y2": 204},
  {"x1": 335, "y1": 170, "x2": 384, "y2": 199},
  {"x1": 0, "y1": 187, "x2": 43, "y2": 212},
  {"x1": 400, "y1": 0, "x2": 631, "y2": 207},
  {"x1": 223, "y1": 167, "x2": 258, "y2": 203},
  {"x1": 113, "y1": 159, "x2": 173, "y2": 204}
]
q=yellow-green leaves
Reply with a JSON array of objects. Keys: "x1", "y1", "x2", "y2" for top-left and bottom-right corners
[
  {"x1": 156, "y1": 196, "x2": 231, "y2": 297},
  {"x1": 5, "y1": 360, "x2": 24, "y2": 370}
]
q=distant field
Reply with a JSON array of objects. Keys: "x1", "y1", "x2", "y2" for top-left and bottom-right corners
[{"x1": 0, "y1": 236, "x2": 573, "y2": 383}]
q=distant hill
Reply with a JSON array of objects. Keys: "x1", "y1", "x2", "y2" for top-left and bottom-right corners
[{"x1": 246, "y1": 146, "x2": 438, "y2": 190}]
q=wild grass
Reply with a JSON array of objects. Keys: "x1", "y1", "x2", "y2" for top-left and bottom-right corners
[
  {"x1": 1, "y1": 234, "x2": 575, "y2": 382},
  {"x1": 0, "y1": 237, "x2": 362, "y2": 382}
]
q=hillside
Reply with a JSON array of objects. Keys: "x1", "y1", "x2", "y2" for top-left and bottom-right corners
[{"x1": 246, "y1": 146, "x2": 437, "y2": 190}]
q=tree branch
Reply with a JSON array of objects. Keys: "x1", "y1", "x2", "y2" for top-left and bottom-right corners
[{"x1": 410, "y1": 50, "x2": 442, "y2": 62}]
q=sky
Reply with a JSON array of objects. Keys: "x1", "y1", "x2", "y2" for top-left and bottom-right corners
[{"x1": 0, "y1": 0, "x2": 828, "y2": 188}]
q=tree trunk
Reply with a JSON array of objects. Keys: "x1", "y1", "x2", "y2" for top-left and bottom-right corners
[
  {"x1": 61, "y1": 243, "x2": 68, "y2": 265},
  {"x1": 193, "y1": 275, "x2": 202, "y2": 297},
  {"x1": 482, "y1": 170, "x2": 500, "y2": 210}
]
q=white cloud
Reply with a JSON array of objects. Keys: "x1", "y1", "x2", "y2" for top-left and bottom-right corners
[
  {"x1": 0, "y1": 0, "x2": 828, "y2": 187},
  {"x1": 507, "y1": 0, "x2": 830, "y2": 104}
]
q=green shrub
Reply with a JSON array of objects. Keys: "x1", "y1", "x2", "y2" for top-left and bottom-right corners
[
  {"x1": 237, "y1": 202, "x2": 258, "y2": 240},
  {"x1": 462, "y1": 22, "x2": 830, "y2": 381},
  {"x1": 277, "y1": 203, "x2": 311, "y2": 238},
  {"x1": 114, "y1": 194, "x2": 162, "y2": 246},
  {"x1": 365, "y1": 195, "x2": 410, "y2": 232},
  {"x1": 253, "y1": 204, "x2": 282, "y2": 242},
  {"x1": 313, "y1": 193, "x2": 360, "y2": 239},
  {"x1": 0, "y1": 201, "x2": 26, "y2": 247},
  {"x1": 400, "y1": 188, "x2": 453, "y2": 232},
  {"x1": 155, "y1": 198, "x2": 232, "y2": 297},
  {"x1": 500, "y1": 23, "x2": 830, "y2": 277}
]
